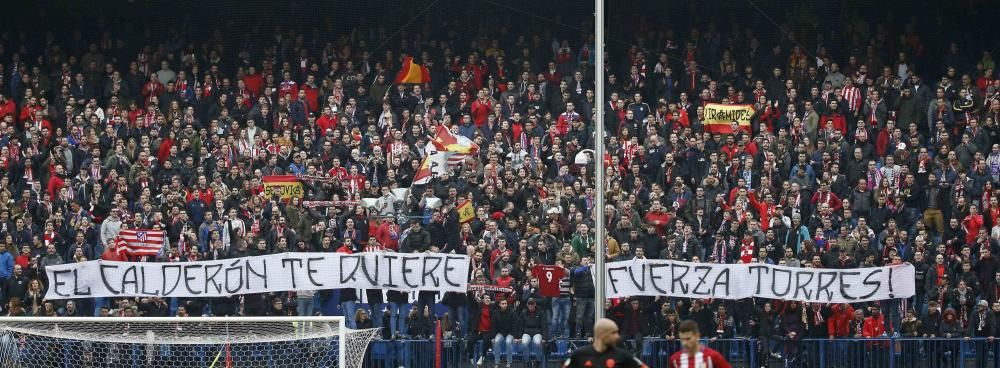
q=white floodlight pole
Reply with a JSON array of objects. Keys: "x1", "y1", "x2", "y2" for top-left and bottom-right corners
[{"x1": 593, "y1": 0, "x2": 606, "y2": 321}]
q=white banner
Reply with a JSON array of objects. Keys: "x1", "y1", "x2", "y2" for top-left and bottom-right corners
[
  {"x1": 45, "y1": 252, "x2": 471, "y2": 300},
  {"x1": 604, "y1": 260, "x2": 914, "y2": 303}
]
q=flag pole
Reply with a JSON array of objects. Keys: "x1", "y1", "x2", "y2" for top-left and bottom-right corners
[{"x1": 593, "y1": 0, "x2": 606, "y2": 321}]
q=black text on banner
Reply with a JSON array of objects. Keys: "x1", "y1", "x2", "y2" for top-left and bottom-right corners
[
  {"x1": 603, "y1": 259, "x2": 914, "y2": 303},
  {"x1": 44, "y1": 252, "x2": 471, "y2": 299}
]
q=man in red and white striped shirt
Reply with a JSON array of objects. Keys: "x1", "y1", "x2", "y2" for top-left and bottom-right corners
[
  {"x1": 841, "y1": 78, "x2": 862, "y2": 119},
  {"x1": 364, "y1": 236, "x2": 386, "y2": 253},
  {"x1": 669, "y1": 320, "x2": 731, "y2": 368}
]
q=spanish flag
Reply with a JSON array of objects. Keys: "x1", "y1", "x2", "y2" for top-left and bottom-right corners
[
  {"x1": 262, "y1": 175, "x2": 304, "y2": 202},
  {"x1": 411, "y1": 125, "x2": 480, "y2": 186},
  {"x1": 395, "y1": 56, "x2": 431, "y2": 84},
  {"x1": 430, "y1": 124, "x2": 478, "y2": 156},
  {"x1": 703, "y1": 103, "x2": 755, "y2": 134},
  {"x1": 412, "y1": 142, "x2": 450, "y2": 185},
  {"x1": 457, "y1": 200, "x2": 475, "y2": 223}
]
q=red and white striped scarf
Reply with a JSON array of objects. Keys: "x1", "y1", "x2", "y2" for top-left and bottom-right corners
[
  {"x1": 740, "y1": 238, "x2": 755, "y2": 263},
  {"x1": 467, "y1": 284, "x2": 514, "y2": 293},
  {"x1": 710, "y1": 236, "x2": 730, "y2": 263},
  {"x1": 43, "y1": 231, "x2": 56, "y2": 247},
  {"x1": 868, "y1": 99, "x2": 881, "y2": 127},
  {"x1": 622, "y1": 140, "x2": 640, "y2": 167}
]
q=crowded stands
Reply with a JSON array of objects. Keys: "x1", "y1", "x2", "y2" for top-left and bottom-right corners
[{"x1": 1, "y1": 0, "x2": 1000, "y2": 366}]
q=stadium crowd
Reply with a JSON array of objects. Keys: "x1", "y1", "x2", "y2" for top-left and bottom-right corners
[{"x1": 0, "y1": 0, "x2": 999, "y2": 366}]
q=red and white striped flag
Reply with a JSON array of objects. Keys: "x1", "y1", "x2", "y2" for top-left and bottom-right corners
[{"x1": 115, "y1": 229, "x2": 166, "y2": 257}]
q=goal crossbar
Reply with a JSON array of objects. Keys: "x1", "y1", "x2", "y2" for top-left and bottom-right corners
[
  {"x1": 0, "y1": 316, "x2": 379, "y2": 368},
  {"x1": 0, "y1": 316, "x2": 347, "y2": 343}
]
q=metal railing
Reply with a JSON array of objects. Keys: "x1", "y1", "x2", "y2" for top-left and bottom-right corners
[
  {"x1": 358, "y1": 337, "x2": 1000, "y2": 368},
  {"x1": 791, "y1": 337, "x2": 997, "y2": 368},
  {"x1": 359, "y1": 338, "x2": 749, "y2": 368}
]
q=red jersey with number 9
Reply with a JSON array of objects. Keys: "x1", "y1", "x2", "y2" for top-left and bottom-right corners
[{"x1": 531, "y1": 264, "x2": 567, "y2": 297}]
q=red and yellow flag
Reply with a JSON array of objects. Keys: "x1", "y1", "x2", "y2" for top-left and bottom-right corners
[
  {"x1": 411, "y1": 125, "x2": 480, "y2": 186},
  {"x1": 262, "y1": 175, "x2": 304, "y2": 202},
  {"x1": 703, "y1": 103, "x2": 755, "y2": 134},
  {"x1": 430, "y1": 124, "x2": 477, "y2": 155},
  {"x1": 457, "y1": 200, "x2": 475, "y2": 223},
  {"x1": 395, "y1": 56, "x2": 431, "y2": 84}
]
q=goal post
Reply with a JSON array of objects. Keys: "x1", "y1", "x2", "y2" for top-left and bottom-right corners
[{"x1": 0, "y1": 316, "x2": 379, "y2": 368}]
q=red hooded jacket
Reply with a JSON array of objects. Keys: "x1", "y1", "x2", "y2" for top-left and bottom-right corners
[{"x1": 827, "y1": 304, "x2": 854, "y2": 338}]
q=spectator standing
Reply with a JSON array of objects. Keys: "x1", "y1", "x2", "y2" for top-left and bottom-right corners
[
  {"x1": 571, "y1": 256, "x2": 596, "y2": 338},
  {"x1": 968, "y1": 300, "x2": 995, "y2": 368},
  {"x1": 466, "y1": 294, "x2": 493, "y2": 367}
]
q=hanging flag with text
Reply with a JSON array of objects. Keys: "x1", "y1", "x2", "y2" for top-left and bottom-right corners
[
  {"x1": 262, "y1": 175, "x2": 303, "y2": 202},
  {"x1": 604, "y1": 260, "x2": 914, "y2": 303},
  {"x1": 44, "y1": 252, "x2": 471, "y2": 300},
  {"x1": 703, "y1": 103, "x2": 755, "y2": 134}
]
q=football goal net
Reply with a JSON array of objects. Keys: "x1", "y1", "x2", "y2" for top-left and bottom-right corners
[{"x1": 0, "y1": 316, "x2": 379, "y2": 368}]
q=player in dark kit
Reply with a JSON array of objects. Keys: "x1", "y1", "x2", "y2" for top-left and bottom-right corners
[
  {"x1": 563, "y1": 318, "x2": 646, "y2": 368},
  {"x1": 669, "y1": 319, "x2": 731, "y2": 368}
]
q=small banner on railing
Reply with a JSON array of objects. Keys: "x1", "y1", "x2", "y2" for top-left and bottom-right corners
[
  {"x1": 44, "y1": 252, "x2": 471, "y2": 299},
  {"x1": 603, "y1": 260, "x2": 914, "y2": 303}
]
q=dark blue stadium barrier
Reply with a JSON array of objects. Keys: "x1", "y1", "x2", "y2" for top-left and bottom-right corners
[
  {"x1": 360, "y1": 338, "x2": 745, "y2": 368},
  {"x1": 794, "y1": 337, "x2": 989, "y2": 368},
  {"x1": 360, "y1": 337, "x2": 997, "y2": 368}
]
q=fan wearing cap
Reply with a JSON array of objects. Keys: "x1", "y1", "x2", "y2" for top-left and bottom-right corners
[{"x1": 968, "y1": 299, "x2": 995, "y2": 348}]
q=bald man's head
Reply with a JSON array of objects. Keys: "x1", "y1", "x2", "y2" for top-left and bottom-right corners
[{"x1": 593, "y1": 318, "x2": 620, "y2": 350}]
